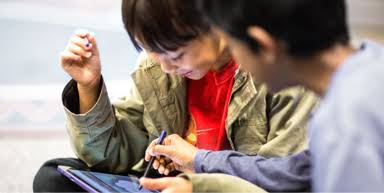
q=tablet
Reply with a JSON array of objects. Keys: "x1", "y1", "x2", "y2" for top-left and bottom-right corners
[{"x1": 58, "y1": 166, "x2": 159, "y2": 193}]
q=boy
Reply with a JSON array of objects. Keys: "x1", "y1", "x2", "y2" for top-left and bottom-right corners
[
  {"x1": 33, "y1": 0, "x2": 317, "y2": 192},
  {"x1": 141, "y1": 0, "x2": 384, "y2": 192}
]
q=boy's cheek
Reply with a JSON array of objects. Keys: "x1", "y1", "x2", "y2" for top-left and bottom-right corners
[{"x1": 160, "y1": 63, "x2": 176, "y2": 74}]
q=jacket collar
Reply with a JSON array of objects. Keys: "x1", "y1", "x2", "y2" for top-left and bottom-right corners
[
  {"x1": 132, "y1": 61, "x2": 187, "y2": 137},
  {"x1": 133, "y1": 60, "x2": 259, "y2": 142}
]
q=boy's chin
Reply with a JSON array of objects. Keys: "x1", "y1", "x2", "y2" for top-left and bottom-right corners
[
  {"x1": 184, "y1": 72, "x2": 205, "y2": 80},
  {"x1": 187, "y1": 75, "x2": 205, "y2": 80}
]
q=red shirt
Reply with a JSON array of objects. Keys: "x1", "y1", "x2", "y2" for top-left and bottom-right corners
[{"x1": 185, "y1": 59, "x2": 238, "y2": 151}]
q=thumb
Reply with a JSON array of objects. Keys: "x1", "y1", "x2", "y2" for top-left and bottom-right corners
[
  {"x1": 140, "y1": 177, "x2": 174, "y2": 190},
  {"x1": 152, "y1": 145, "x2": 175, "y2": 158}
]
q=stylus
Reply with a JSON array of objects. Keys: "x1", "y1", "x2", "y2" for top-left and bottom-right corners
[{"x1": 139, "y1": 130, "x2": 168, "y2": 190}]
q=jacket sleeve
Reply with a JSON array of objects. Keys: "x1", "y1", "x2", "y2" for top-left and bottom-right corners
[
  {"x1": 258, "y1": 87, "x2": 318, "y2": 156},
  {"x1": 179, "y1": 173, "x2": 268, "y2": 193},
  {"x1": 193, "y1": 150, "x2": 311, "y2": 192},
  {"x1": 62, "y1": 76, "x2": 149, "y2": 174}
]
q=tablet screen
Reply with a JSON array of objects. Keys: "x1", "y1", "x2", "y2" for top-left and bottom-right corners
[{"x1": 68, "y1": 169, "x2": 159, "y2": 193}]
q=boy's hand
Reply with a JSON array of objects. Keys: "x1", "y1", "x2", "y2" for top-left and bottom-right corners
[
  {"x1": 153, "y1": 156, "x2": 176, "y2": 176},
  {"x1": 140, "y1": 177, "x2": 192, "y2": 193},
  {"x1": 145, "y1": 134, "x2": 198, "y2": 174},
  {"x1": 60, "y1": 29, "x2": 101, "y2": 89}
]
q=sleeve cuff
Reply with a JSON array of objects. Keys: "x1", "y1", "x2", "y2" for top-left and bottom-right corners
[
  {"x1": 177, "y1": 173, "x2": 203, "y2": 193},
  {"x1": 194, "y1": 150, "x2": 211, "y2": 173},
  {"x1": 178, "y1": 173, "x2": 267, "y2": 193},
  {"x1": 62, "y1": 77, "x2": 114, "y2": 134}
]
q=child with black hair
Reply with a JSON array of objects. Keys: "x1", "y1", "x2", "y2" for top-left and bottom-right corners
[
  {"x1": 140, "y1": 0, "x2": 384, "y2": 192},
  {"x1": 32, "y1": 0, "x2": 317, "y2": 192}
]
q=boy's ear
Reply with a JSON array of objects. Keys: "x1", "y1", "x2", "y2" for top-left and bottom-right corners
[{"x1": 247, "y1": 26, "x2": 277, "y2": 62}]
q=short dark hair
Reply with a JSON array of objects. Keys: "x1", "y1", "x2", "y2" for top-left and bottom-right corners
[
  {"x1": 122, "y1": 0, "x2": 211, "y2": 53},
  {"x1": 197, "y1": 0, "x2": 350, "y2": 57}
]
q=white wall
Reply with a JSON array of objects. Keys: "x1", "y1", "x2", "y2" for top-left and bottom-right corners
[{"x1": 348, "y1": 0, "x2": 384, "y2": 42}]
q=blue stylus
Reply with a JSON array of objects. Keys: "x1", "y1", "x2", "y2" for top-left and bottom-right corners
[{"x1": 138, "y1": 130, "x2": 167, "y2": 190}]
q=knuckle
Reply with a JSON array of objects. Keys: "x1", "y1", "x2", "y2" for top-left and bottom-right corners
[
  {"x1": 169, "y1": 134, "x2": 178, "y2": 140},
  {"x1": 67, "y1": 43, "x2": 75, "y2": 50},
  {"x1": 70, "y1": 38, "x2": 79, "y2": 45}
]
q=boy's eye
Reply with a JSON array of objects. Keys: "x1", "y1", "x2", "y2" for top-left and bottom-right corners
[{"x1": 171, "y1": 53, "x2": 185, "y2": 61}]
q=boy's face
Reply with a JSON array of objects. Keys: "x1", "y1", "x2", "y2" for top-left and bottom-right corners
[
  {"x1": 146, "y1": 33, "x2": 223, "y2": 80},
  {"x1": 217, "y1": 29, "x2": 296, "y2": 92}
]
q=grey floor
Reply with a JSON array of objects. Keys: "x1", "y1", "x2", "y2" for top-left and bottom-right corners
[
  {"x1": 0, "y1": 138, "x2": 74, "y2": 192},
  {"x1": 0, "y1": 0, "x2": 383, "y2": 192}
]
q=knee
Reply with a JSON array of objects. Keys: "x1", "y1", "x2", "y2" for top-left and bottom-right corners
[{"x1": 33, "y1": 158, "x2": 85, "y2": 192}]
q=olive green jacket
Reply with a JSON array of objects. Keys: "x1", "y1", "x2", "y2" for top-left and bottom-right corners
[
  {"x1": 62, "y1": 56, "x2": 317, "y2": 187},
  {"x1": 181, "y1": 173, "x2": 268, "y2": 193}
]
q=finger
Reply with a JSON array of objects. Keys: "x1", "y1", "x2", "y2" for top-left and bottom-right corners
[
  {"x1": 152, "y1": 144, "x2": 174, "y2": 158},
  {"x1": 140, "y1": 177, "x2": 174, "y2": 191},
  {"x1": 146, "y1": 138, "x2": 160, "y2": 161},
  {"x1": 164, "y1": 163, "x2": 176, "y2": 176},
  {"x1": 173, "y1": 163, "x2": 182, "y2": 171},
  {"x1": 67, "y1": 43, "x2": 92, "y2": 58},
  {"x1": 163, "y1": 135, "x2": 172, "y2": 146},
  {"x1": 145, "y1": 150, "x2": 152, "y2": 162},
  {"x1": 75, "y1": 28, "x2": 89, "y2": 38},
  {"x1": 163, "y1": 157, "x2": 173, "y2": 165},
  {"x1": 74, "y1": 29, "x2": 98, "y2": 54},
  {"x1": 162, "y1": 189, "x2": 174, "y2": 193},
  {"x1": 60, "y1": 50, "x2": 82, "y2": 66},
  {"x1": 86, "y1": 31, "x2": 98, "y2": 49},
  {"x1": 165, "y1": 162, "x2": 176, "y2": 172},
  {"x1": 70, "y1": 35, "x2": 93, "y2": 51},
  {"x1": 164, "y1": 168, "x2": 170, "y2": 176},
  {"x1": 163, "y1": 134, "x2": 183, "y2": 146},
  {"x1": 152, "y1": 159, "x2": 160, "y2": 170},
  {"x1": 158, "y1": 157, "x2": 166, "y2": 165},
  {"x1": 158, "y1": 164, "x2": 165, "y2": 174}
]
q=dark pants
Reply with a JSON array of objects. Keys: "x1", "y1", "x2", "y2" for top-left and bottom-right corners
[{"x1": 33, "y1": 158, "x2": 89, "y2": 192}]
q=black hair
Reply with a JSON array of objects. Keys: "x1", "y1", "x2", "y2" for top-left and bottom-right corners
[
  {"x1": 122, "y1": 0, "x2": 211, "y2": 53},
  {"x1": 197, "y1": 0, "x2": 350, "y2": 57}
]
